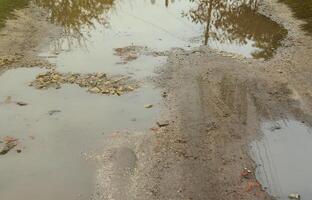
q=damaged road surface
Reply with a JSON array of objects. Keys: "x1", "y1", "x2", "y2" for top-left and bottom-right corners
[{"x1": 0, "y1": 0, "x2": 312, "y2": 200}]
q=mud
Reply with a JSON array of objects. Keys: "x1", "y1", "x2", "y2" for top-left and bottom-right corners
[
  {"x1": 0, "y1": 3, "x2": 59, "y2": 72},
  {"x1": 91, "y1": 0, "x2": 312, "y2": 199},
  {"x1": 0, "y1": 0, "x2": 312, "y2": 200}
]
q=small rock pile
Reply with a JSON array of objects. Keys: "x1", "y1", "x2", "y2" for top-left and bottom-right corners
[
  {"x1": 0, "y1": 55, "x2": 21, "y2": 67},
  {"x1": 114, "y1": 45, "x2": 145, "y2": 63},
  {"x1": 114, "y1": 45, "x2": 169, "y2": 64},
  {"x1": 29, "y1": 70, "x2": 138, "y2": 96}
]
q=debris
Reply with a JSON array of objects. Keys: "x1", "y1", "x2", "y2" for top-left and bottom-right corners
[
  {"x1": 113, "y1": 45, "x2": 166, "y2": 64},
  {"x1": 175, "y1": 139, "x2": 187, "y2": 144},
  {"x1": 16, "y1": 149, "x2": 22, "y2": 153},
  {"x1": 48, "y1": 110, "x2": 61, "y2": 116},
  {"x1": 246, "y1": 180, "x2": 261, "y2": 192},
  {"x1": 157, "y1": 120, "x2": 170, "y2": 127},
  {"x1": 114, "y1": 45, "x2": 145, "y2": 63},
  {"x1": 270, "y1": 124, "x2": 281, "y2": 131},
  {"x1": 288, "y1": 193, "x2": 300, "y2": 199},
  {"x1": 150, "y1": 127, "x2": 159, "y2": 132},
  {"x1": 223, "y1": 113, "x2": 230, "y2": 117},
  {"x1": 144, "y1": 104, "x2": 153, "y2": 108},
  {"x1": 0, "y1": 55, "x2": 21, "y2": 66},
  {"x1": 30, "y1": 70, "x2": 138, "y2": 96},
  {"x1": 0, "y1": 97, "x2": 28, "y2": 106},
  {"x1": 16, "y1": 102, "x2": 28, "y2": 106},
  {"x1": 0, "y1": 136, "x2": 18, "y2": 155},
  {"x1": 240, "y1": 168, "x2": 252, "y2": 179}
]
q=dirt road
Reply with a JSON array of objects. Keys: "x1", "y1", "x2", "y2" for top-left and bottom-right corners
[
  {"x1": 92, "y1": 0, "x2": 312, "y2": 200},
  {"x1": 0, "y1": 0, "x2": 312, "y2": 199},
  {"x1": 0, "y1": 4, "x2": 57, "y2": 72}
]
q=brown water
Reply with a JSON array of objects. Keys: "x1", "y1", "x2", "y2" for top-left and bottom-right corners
[
  {"x1": 279, "y1": 0, "x2": 312, "y2": 35},
  {"x1": 36, "y1": 0, "x2": 287, "y2": 60},
  {"x1": 0, "y1": 67, "x2": 161, "y2": 199},
  {"x1": 0, "y1": 0, "x2": 290, "y2": 199},
  {"x1": 251, "y1": 120, "x2": 312, "y2": 199}
]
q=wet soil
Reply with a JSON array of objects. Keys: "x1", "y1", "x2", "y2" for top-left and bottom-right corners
[
  {"x1": 0, "y1": 3, "x2": 58, "y2": 72},
  {"x1": 0, "y1": 0, "x2": 312, "y2": 200}
]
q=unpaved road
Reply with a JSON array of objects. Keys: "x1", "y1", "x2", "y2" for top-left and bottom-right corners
[
  {"x1": 1, "y1": 0, "x2": 312, "y2": 200},
  {"x1": 0, "y1": 4, "x2": 57, "y2": 72},
  {"x1": 92, "y1": 0, "x2": 312, "y2": 199}
]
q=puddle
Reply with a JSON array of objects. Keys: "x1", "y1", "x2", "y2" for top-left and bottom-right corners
[
  {"x1": 0, "y1": 0, "x2": 29, "y2": 29},
  {"x1": 279, "y1": 0, "x2": 312, "y2": 35},
  {"x1": 0, "y1": 68, "x2": 160, "y2": 200},
  {"x1": 251, "y1": 120, "x2": 312, "y2": 199},
  {"x1": 36, "y1": 0, "x2": 287, "y2": 60},
  {"x1": 0, "y1": 0, "x2": 291, "y2": 199}
]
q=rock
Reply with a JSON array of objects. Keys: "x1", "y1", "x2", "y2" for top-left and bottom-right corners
[
  {"x1": 288, "y1": 193, "x2": 300, "y2": 199},
  {"x1": 88, "y1": 87, "x2": 101, "y2": 93},
  {"x1": 157, "y1": 120, "x2": 170, "y2": 127},
  {"x1": 30, "y1": 70, "x2": 138, "y2": 96},
  {"x1": 144, "y1": 104, "x2": 153, "y2": 108}
]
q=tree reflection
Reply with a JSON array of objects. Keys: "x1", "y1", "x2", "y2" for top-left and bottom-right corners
[
  {"x1": 184, "y1": 0, "x2": 287, "y2": 59},
  {"x1": 33, "y1": 0, "x2": 287, "y2": 59},
  {"x1": 34, "y1": 0, "x2": 115, "y2": 48},
  {"x1": 0, "y1": 0, "x2": 29, "y2": 29}
]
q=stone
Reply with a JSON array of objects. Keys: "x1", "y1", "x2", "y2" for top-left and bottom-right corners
[
  {"x1": 144, "y1": 104, "x2": 153, "y2": 108},
  {"x1": 157, "y1": 120, "x2": 170, "y2": 127},
  {"x1": 288, "y1": 194, "x2": 300, "y2": 199},
  {"x1": 88, "y1": 87, "x2": 101, "y2": 93}
]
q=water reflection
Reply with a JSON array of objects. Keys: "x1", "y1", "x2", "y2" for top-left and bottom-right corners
[
  {"x1": 279, "y1": 0, "x2": 312, "y2": 35},
  {"x1": 34, "y1": 0, "x2": 287, "y2": 59},
  {"x1": 184, "y1": 0, "x2": 287, "y2": 59},
  {"x1": 0, "y1": 0, "x2": 29, "y2": 29},
  {"x1": 150, "y1": 0, "x2": 175, "y2": 7},
  {"x1": 34, "y1": 0, "x2": 115, "y2": 47},
  {"x1": 251, "y1": 120, "x2": 312, "y2": 199}
]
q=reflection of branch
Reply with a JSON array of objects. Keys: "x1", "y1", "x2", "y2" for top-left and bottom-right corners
[
  {"x1": 204, "y1": 0, "x2": 213, "y2": 45},
  {"x1": 185, "y1": 0, "x2": 286, "y2": 59},
  {"x1": 35, "y1": 0, "x2": 115, "y2": 49}
]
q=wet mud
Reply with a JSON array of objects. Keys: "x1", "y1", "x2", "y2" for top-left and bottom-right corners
[{"x1": 0, "y1": 0, "x2": 311, "y2": 200}]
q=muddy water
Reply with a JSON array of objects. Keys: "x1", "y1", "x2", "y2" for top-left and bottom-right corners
[
  {"x1": 0, "y1": 0, "x2": 290, "y2": 199},
  {"x1": 279, "y1": 0, "x2": 312, "y2": 35},
  {"x1": 0, "y1": 67, "x2": 160, "y2": 199},
  {"x1": 36, "y1": 0, "x2": 287, "y2": 60},
  {"x1": 251, "y1": 120, "x2": 312, "y2": 199}
]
